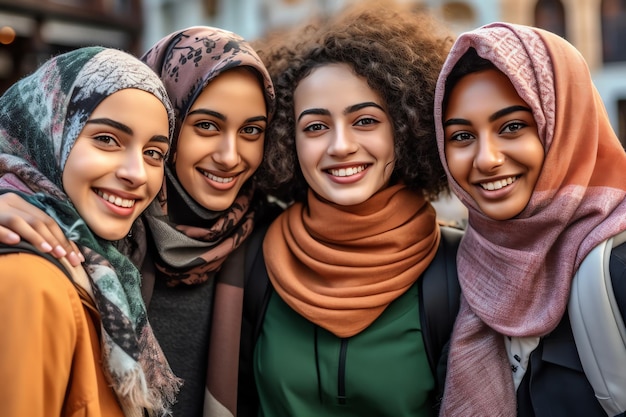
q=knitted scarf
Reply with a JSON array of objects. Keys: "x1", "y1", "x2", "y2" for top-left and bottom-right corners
[
  {"x1": 141, "y1": 26, "x2": 275, "y2": 417},
  {"x1": 0, "y1": 47, "x2": 181, "y2": 417},
  {"x1": 433, "y1": 23, "x2": 626, "y2": 416},
  {"x1": 264, "y1": 184, "x2": 440, "y2": 338}
]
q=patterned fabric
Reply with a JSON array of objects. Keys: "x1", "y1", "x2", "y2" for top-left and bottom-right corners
[
  {"x1": 263, "y1": 184, "x2": 440, "y2": 338},
  {"x1": 433, "y1": 23, "x2": 626, "y2": 416},
  {"x1": 0, "y1": 47, "x2": 180, "y2": 417},
  {"x1": 141, "y1": 26, "x2": 275, "y2": 285}
]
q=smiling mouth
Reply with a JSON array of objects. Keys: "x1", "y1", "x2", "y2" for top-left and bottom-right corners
[
  {"x1": 199, "y1": 169, "x2": 236, "y2": 184},
  {"x1": 95, "y1": 189, "x2": 136, "y2": 208},
  {"x1": 327, "y1": 164, "x2": 367, "y2": 177},
  {"x1": 479, "y1": 176, "x2": 519, "y2": 190}
]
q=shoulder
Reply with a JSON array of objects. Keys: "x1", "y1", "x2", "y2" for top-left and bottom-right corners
[{"x1": 0, "y1": 248, "x2": 80, "y2": 312}]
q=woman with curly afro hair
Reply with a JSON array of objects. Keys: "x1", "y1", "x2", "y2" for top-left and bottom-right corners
[{"x1": 239, "y1": 2, "x2": 460, "y2": 416}]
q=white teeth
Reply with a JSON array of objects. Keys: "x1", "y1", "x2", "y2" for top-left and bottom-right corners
[
  {"x1": 329, "y1": 165, "x2": 366, "y2": 177},
  {"x1": 480, "y1": 176, "x2": 516, "y2": 191},
  {"x1": 96, "y1": 190, "x2": 135, "y2": 208},
  {"x1": 203, "y1": 171, "x2": 235, "y2": 184}
]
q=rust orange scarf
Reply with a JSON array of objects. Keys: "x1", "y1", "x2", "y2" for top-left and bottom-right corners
[{"x1": 263, "y1": 184, "x2": 440, "y2": 338}]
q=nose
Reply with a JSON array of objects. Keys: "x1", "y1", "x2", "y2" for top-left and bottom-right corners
[
  {"x1": 117, "y1": 148, "x2": 148, "y2": 186},
  {"x1": 474, "y1": 134, "x2": 504, "y2": 172},
  {"x1": 211, "y1": 132, "x2": 240, "y2": 169},
  {"x1": 327, "y1": 125, "x2": 358, "y2": 157}
]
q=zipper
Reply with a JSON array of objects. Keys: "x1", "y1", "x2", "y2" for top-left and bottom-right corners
[{"x1": 337, "y1": 338, "x2": 348, "y2": 404}]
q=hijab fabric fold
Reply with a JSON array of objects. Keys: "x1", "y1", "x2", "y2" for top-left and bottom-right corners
[
  {"x1": 264, "y1": 184, "x2": 440, "y2": 338},
  {"x1": 141, "y1": 26, "x2": 275, "y2": 417},
  {"x1": 433, "y1": 23, "x2": 626, "y2": 416},
  {"x1": 0, "y1": 47, "x2": 180, "y2": 417}
]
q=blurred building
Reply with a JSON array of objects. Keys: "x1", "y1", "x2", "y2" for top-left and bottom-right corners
[
  {"x1": 144, "y1": 0, "x2": 626, "y2": 145},
  {"x1": 0, "y1": 0, "x2": 145, "y2": 92},
  {"x1": 0, "y1": 0, "x2": 624, "y2": 145}
]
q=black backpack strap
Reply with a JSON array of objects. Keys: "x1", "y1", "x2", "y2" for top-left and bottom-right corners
[
  {"x1": 0, "y1": 241, "x2": 72, "y2": 279},
  {"x1": 418, "y1": 226, "x2": 463, "y2": 388},
  {"x1": 239, "y1": 222, "x2": 274, "y2": 417}
]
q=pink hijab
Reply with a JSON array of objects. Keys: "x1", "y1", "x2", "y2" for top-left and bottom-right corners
[{"x1": 434, "y1": 23, "x2": 626, "y2": 415}]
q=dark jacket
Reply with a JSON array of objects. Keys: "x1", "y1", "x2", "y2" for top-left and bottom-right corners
[
  {"x1": 517, "y1": 241, "x2": 626, "y2": 417},
  {"x1": 238, "y1": 225, "x2": 463, "y2": 417}
]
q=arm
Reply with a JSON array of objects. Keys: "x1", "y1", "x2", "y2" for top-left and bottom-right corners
[
  {"x1": 0, "y1": 252, "x2": 79, "y2": 416},
  {"x1": 0, "y1": 192, "x2": 83, "y2": 266}
]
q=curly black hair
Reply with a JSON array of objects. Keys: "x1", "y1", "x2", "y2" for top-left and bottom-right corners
[{"x1": 255, "y1": 0, "x2": 454, "y2": 203}]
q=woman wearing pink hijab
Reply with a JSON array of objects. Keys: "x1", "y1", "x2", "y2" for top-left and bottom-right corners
[{"x1": 435, "y1": 22, "x2": 626, "y2": 416}]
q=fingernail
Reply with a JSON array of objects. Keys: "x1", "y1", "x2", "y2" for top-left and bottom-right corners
[
  {"x1": 41, "y1": 242, "x2": 53, "y2": 252},
  {"x1": 53, "y1": 245, "x2": 67, "y2": 257},
  {"x1": 68, "y1": 251, "x2": 83, "y2": 266},
  {"x1": 7, "y1": 232, "x2": 20, "y2": 243}
]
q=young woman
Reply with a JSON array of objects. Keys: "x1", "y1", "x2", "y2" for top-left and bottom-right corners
[
  {"x1": 139, "y1": 26, "x2": 276, "y2": 417},
  {"x1": 241, "y1": 3, "x2": 458, "y2": 416},
  {"x1": 435, "y1": 23, "x2": 626, "y2": 416},
  {"x1": 0, "y1": 27, "x2": 276, "y2": 417},
  {"x1": 0, "y1": 46, "x2": 179, "y2": 417}
]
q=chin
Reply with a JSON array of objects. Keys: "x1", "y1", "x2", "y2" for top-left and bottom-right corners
[{"x1": 90, "y1": 226, "x2": 133, "y2": 241}]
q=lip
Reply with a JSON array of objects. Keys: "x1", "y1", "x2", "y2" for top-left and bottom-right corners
[
  {"x1": 198, "y1": 168, "x2": 241, "y2": 191},
  {"x1": 94, "y1": 188, "x2": 141, "y2": 216},
  {"x1": 323, "y1": 163, "x2": 370, "y2": 184}
]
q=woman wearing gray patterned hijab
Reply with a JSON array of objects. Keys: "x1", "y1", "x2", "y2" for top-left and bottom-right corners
[
  {"x1": 0, "y1": 46, "x2": 180, "y2": 416},
  {"x1": 0, "y1": 27, "x2": 277, "y2": 417}
]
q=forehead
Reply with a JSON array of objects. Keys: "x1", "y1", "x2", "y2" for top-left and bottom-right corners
[
  {"x1": 294, "y1": 63, "x2": 382, "y2": 111},
  {"x1": 189, "y1": 68, "x2": 266, "y2": 110},
  {"x1": 445, "y1": 69, "x2": 525, "y2": 115}
]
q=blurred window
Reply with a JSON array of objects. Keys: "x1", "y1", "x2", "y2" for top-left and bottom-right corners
[
  {"x1": 534, "y1": 0, "x2": 566, "y2": 38},
  {"x1": 602, "y1": 0, "x2": 626, "y2": 63},
  {"x1": 441, "y1": 2, "x2": 476, "y2": 34},
  {"x1": 618, "y1": 99, "x2": 626, "y2": 147}
]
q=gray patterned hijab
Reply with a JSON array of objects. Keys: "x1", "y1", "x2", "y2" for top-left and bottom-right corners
[{"x1": 0, "y1": 46, "x2": 180, "y2": 416}]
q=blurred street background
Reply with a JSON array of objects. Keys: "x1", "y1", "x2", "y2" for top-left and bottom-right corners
[{"x1": 0, "y1": 0, "x2": 624, "y2": 147}]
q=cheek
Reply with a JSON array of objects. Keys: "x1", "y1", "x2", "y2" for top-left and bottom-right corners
[
  {"x1": 241, "y1": 139, "x2": 265, "y2": 171},
  {"x1": 295, "y1": 140, "x2": 317, "y2": 177},
  {"x1": 444, "y1": 145, "x2": 467, "y2": 183},
  {"x1": 147, "y1": 166, "x2": 165, "y2": 199}
]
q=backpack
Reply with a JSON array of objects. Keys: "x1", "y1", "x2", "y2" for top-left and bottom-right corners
[
  {"x1": 569, "y1": 230, "x2": 626, "y2": 416},
  {"x1": 242, "y1": 225, "x2": 463, "y2": 390},
  {"x1": 0, "y1": 241, "x2": 72, "y2": 277}
]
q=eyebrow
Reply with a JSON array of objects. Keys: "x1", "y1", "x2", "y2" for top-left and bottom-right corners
[
  {"x1": 443, "y1": 105, "x2": 533, "y2": 127},
  {"x1": 344, "y1": 101, "x2": 385, "y2": 115},
  {"x1": 488, "y1": 105, "x2": 532, "y2": 122},
  {"x1": 86, "y1": 117, "x2": 169, "y2": 146},
  {"x1": 188, "y1": 109, "x2": 267, "y2": 125},
  {"x1": 187, "y1": 109, "x2": 226, "y2": 121},
  {"x1": 297, "y1": 101, "x2": 384, "y2": 122},
  {"x1": 86, "y1": 118, "x2": 132, "y2": 135}
]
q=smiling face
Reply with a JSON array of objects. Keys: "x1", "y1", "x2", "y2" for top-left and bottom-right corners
[
  {"x1": 443, "y1": 68, "x2": 544, "y2": 220},
  {"x1": 62, "y1": 88, "x2": 170, "y2": 240},
  {"x1": 173, "y1": 67, "x2": 267, "y2": 211},
  {"x1": 294, "y1": 63, "x2": 395, "y2": 206}
]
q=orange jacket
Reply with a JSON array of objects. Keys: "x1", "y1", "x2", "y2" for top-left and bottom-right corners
[{"x1": 0, "y1": 251, "x2": 125, "y2": 417}]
